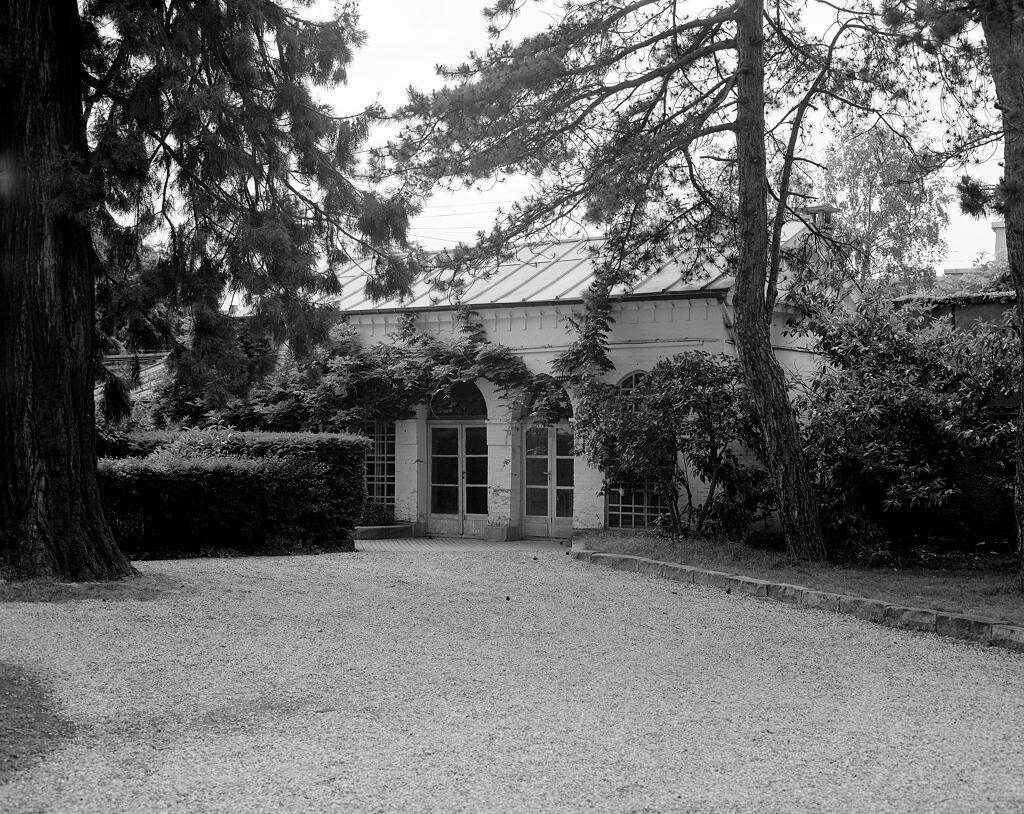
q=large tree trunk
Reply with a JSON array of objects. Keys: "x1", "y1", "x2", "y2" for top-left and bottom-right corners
[
  {"x1": 732, "y1": 0, "x2": 828, "y2": 561},
  {"x1": 0, "y1": 0, "x2": 135, "y2": 580},
  {"x1": 980, "y1": 0, "x2": 1024, "y2": 589}
]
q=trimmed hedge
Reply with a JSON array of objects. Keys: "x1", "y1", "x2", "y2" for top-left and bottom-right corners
[
  {"x1": 359, "y1": 502, "x2": 396, "y2": 526},
  {"x1": 97, "y1": 429, "x2": 370, "y2": 558}
]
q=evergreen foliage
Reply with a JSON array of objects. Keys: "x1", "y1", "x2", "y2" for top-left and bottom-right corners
[
  {"x1": 98, "y1": 427, "x2": 369, "y2": 556},
  {"x1": 84, "y1": 0, "x2": 424, "y2": 412}
]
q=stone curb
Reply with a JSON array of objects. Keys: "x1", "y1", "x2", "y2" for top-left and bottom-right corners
[{"x1": 570, "y1": 550, "x2": 1024, "y2": 653}]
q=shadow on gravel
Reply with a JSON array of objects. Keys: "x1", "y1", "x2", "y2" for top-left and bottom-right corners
[
  {"x1": 0, "y1": 663, "x2": 75, "y2": 784},
  {"x1": 0, "y1": 572, "x2": 190, "y2": 604}
]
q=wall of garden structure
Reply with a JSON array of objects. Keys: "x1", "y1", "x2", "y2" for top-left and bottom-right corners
[{"x1": 337, "y1": 237, "x2": 819, "y2": 540}]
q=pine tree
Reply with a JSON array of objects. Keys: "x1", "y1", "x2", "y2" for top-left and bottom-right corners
[{"x1": 0, "y1": 0, "x2": 417, "y2": 580}]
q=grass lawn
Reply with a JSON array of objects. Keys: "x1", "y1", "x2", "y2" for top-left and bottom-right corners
[{"x1": 576, "y1": 530, "x2": 1024, "y2": 625}]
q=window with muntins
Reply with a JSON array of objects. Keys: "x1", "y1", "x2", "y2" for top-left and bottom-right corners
[
  {"x1": 604, "y1": 370, "x2": 675, "y2": 528},
  {"x1": 605, "y1": 481, "x2": 674, "y2": 529},
  {"x1": 617, "y1": 371, "x2": 647, "y2": 401},
  {"x1": 364, "y1": 421, "x2": 396, "y2": 507}
]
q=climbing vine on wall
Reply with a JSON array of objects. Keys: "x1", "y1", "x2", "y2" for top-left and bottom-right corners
[{"x1": 210, "y1": 310, "x2": 570, "y2": 431}]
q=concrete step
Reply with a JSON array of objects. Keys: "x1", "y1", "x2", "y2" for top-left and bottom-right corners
[{"x1": 353, "y1": 523, "x2": 416, "y2": 540}]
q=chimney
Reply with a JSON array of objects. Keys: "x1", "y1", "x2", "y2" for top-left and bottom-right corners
[
  {"x1": 804, "y1": 203, "x2": 840, "y2": 228},
  {"x1": 993, "y1": 220, "x2": 1007, "y2": 263}
]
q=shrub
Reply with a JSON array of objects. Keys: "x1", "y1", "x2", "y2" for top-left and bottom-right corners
[
  {"x1": 359, "y1": 503, "x2": 396, "y2": 526},
  {"x1": 698, "y1": 463, "x2": 776, "y2": 540},
  {"x1": 573, "y1": 352, "x2": 763, "y2": 538},
  {"x1": 98, "y1": 429, "x2": 371, "y2": 558},
  {"x1": 95, "y1": 427, "x2": 153, "y2": 459},
  {"x1": 99, "y1": 454, "x2": 344, "y2": 557},
  {"x1": 796, "y1": 296, "x2": 1018, "y2": 561}
]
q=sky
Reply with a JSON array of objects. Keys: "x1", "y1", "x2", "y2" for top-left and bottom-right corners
[{"x1": 327, "y1": 0, "x2": 1005, "y2": 271}]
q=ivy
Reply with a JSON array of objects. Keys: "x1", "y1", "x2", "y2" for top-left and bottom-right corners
[{"x1": 206, "y1": 311, "x2": 567, "y2": 431}]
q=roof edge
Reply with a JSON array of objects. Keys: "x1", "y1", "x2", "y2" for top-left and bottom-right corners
[{"x1": 340, "y1": 288, "x2": 731, "y2": 317}]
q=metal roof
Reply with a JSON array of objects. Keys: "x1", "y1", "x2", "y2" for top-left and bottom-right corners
[
  {"x1": 333, "y1": 232, "x2": 812, "y2": 313},
  {"x1": 221, "y1": 226, "x2": 809, "y2": 315}
]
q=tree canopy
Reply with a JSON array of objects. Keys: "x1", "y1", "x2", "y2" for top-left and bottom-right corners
[
  {"x1": 85, "y1": 0, "x2": 423, "y2": 393},
  {"x1": 821, "y1": 120, "x2": 950, "y2": 291}
]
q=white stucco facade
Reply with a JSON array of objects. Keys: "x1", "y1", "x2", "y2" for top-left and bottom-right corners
[{"x1": 339, "y1": 237, "x2": 818, "y2": 538}]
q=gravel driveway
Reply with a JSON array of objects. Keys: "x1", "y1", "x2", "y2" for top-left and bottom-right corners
[{"x1": 1, "y1": 538, "x2": 1023, "y2": 813}]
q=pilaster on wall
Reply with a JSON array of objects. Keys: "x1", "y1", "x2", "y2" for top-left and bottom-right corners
[
  {"x1": 485, "y1": 418, "x2": 520, "y2": 540},
  {"x1": 477, "y1": 378, "x2": 521, "y2": 541},
  {"x1": 564, "y1": 389, "x2": 607, "y2": 532},
  {"x1": 573, "y1": 455, "x2": 605, "y2": 531},
  {"x1": 393, "y1": 405, "x2": 428, "y2": 535}
]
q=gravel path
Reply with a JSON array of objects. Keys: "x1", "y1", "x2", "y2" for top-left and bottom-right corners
[{"x1": 1, "y1": 539, "x2": 1023, "y2": 813}]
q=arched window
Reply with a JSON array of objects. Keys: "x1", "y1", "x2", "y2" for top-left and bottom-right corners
[
  {"x1": 617, "y1": 370, "x2": 647, "y2": 399},
  {"x1": 428, "y1": 380, "x2": 488, "y2": 420},
  {"x1": 617, "y1": 371, "x2": 648, "y2": 412}
]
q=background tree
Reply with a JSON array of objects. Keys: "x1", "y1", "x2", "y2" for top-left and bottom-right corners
[
  {"x1": 821, "y1": 120, "x2": 950, "y2": 292},
  {"x1": 381, "y1": 0, "x2": 929, "y2": 560},
  {"x1": 1, "y1": 0, "x2": 418, "y2": 580}
]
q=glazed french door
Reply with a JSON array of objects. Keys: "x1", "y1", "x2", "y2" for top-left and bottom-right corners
[
  {"x1": 522, "y1": 425, "x2": 574, "y2": 538},
  {"x1": 427, "y1": 424, "x2": 488, "y2": 537}
]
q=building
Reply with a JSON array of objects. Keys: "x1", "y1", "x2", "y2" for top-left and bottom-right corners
[
  {"x1": 331, "y1": 232, "x2": 820, "y2": 540},
  {"x1": 896, "y1": 220, "x2": 1014, "y2": 329}
]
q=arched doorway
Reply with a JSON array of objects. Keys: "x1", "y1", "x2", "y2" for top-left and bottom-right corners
[
  {"x1": 426, "y1": 381, "x2": 489, "y2": 537},
  {"x1": 521, "y1": 384, "x2": 574, "y2": 539}
]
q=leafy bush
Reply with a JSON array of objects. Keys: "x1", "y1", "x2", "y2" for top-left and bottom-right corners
[
  {"x1": 796, "y1": 296, "x2": 1018, "y2": 561},
  {"x1": 95, "y1": 426, "x2": 153, "y2": 458},
  {"x1": 98, "y1": 429, "x2": 370, "y2": 557},
  {"x1": 573, "y1": 352, "x2": 766, "y2": 538},
  {"x1": 698, "y1": 463, "x2": 776, "y2": 540}
]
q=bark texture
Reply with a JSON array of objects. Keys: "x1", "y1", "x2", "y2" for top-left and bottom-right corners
[
  {"x1": 979, "y1": 0, "x2": 1024, "y2": 589},
  {"x1": 732, "y1": 0, "x2": 828, "y2": 561},
  {"x1": 0, "y1": 0, "x2": 134, "y2": 579}
]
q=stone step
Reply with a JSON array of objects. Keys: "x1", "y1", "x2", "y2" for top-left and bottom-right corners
[{"x1": 353, "y1": 523, "x2": 416, "y2": 540}]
